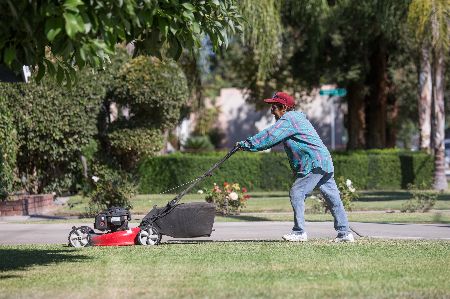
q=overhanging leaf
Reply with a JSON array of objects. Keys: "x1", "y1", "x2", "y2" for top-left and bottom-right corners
[
  {"x1": 63, "y1": 0, "x2": 84, "y2": 13},
  {"x1": 45, "y1": 18, "x2": 63, "y2": 41},
  {"x1": 182, "y1": 3, "x2": 195, "y2": 11},
  {"x1": 4, "y1": 47, "x2": 16, "y2": 66},
  {"x1": 63, "y1": 13, "x2": 85, "y2": 38}
]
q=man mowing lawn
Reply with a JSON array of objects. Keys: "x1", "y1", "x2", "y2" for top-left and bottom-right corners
[{"x1": 237, "y1": 91, "x2": 354, "y2": 242}]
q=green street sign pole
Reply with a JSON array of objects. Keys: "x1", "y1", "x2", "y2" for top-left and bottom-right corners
[
  {"x1": 319, "y1": 88, "x2": 347, "y2": 150},
  {"x1": 319, "y1": 88, "x2": 347, "y2": 97}
]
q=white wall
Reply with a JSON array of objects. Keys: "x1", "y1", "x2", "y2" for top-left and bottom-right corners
[{"x1": 213, "y1": 88, "x2": 347, "y2": 150}]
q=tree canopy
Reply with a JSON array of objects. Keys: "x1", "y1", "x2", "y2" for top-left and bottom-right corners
[{"x1": 0, "y1": 0, "x2": 243, "y2": 82}]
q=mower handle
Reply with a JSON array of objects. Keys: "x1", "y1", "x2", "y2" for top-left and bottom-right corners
[{"x1": 167, "y1": 145, "x2": 240, "y2": 207}]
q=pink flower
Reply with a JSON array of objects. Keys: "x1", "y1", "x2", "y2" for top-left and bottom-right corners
[{"x1": 242, "y1": 187, "x2": 247, "y2": 193}]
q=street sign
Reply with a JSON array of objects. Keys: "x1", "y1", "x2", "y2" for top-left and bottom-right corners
[{"x1": 319, "y1": 88, "x2": 347, "y2": 97}]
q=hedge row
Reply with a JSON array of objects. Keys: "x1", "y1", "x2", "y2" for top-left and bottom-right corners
[{"x1": 137, "y1": 150, "x2": 434, "y2": 193}]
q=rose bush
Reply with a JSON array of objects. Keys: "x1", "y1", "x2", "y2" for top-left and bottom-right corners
[
  {"x1": 205, "y1": 182, "x2": 250, "y2": 215},
  {"x1": 310, "y1": 176, "x2": 358, "y2": 213}
]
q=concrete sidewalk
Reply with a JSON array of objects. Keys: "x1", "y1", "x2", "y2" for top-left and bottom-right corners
[{"x1": 0, "y1": 221, "x2": 449, "y2": 245}]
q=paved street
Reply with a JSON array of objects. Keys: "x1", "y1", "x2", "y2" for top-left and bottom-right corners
[{"x1": 0, "y1": 221, "x2": 449, "y2": 245}]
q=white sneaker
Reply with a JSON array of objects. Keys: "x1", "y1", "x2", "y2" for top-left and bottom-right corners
[
  {"x1": 334, "y1": 233, "x2": 355, "y2": 243},
  {"x1": 282, "y1": 232, "x2": 308, "y2": 242}
]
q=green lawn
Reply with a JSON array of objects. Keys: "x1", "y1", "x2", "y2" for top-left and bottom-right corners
[
  {"x1": 51, "y1": 191, "x2": 450, "y2": 225},
  {"x1": 0, "y1": 241, "x2": 449, "y2": 299},
  {"x1": 18, "y1": 210, "x2": 450, "y2": 225},
  {"x1": 59, "y1": 190, "x2": 450, "y2": 216}
]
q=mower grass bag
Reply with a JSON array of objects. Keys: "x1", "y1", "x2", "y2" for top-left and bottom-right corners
[{"x1": 141, "y1": 202, "x2": 216, "y2": 238}]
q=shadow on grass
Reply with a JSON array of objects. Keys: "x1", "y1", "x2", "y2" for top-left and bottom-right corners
[
  {"x1": 248, "y1": 192, "x2": 288, "y2": 198},
  {"x1": 164, "y1": 240, "x2": 283, "y2": 245},
  {"x1": 0, "y1": 248, "x2": 91, "y2": 274},
  {"x1": 358, "y1": 191, "x2": 412, "y2": 201},
  {"x1": 359, "y1": 191, "x2": 450, "y2": 202}
]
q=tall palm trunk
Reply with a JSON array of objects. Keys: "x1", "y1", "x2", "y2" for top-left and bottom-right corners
[
  {"x1": 418, "y1": 47, "x2": 433, "y2": 151},
  {"x1": 432, "y1": 47, "x2": 448, "y2": 190}
]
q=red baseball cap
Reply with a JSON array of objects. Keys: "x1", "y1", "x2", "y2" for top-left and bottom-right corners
[{"x1": 264, "y1": 91, "x2": 295, "y2": 108}]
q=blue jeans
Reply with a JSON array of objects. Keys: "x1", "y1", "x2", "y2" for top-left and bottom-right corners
[{"x1": 290, "y1": 168, "x2": 350, "y2": 237}]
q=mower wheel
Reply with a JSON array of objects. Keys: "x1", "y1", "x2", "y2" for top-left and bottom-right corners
[
  {"x1": 137, "y1": 225, "x2": 161, "y2": 246},
  {"x1": 68, "y1": 226, "x2": 92, "y2": 247}
]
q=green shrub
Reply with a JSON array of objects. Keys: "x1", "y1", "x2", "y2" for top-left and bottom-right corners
[
  {"x1": 0, "y1": 48, "x2": 134, "y2": 195},
  {"x1": 335, "y1": 176, "x2": 359, "y2": 211},
  {"x1": 401, "y1": 185, "x2": 437, "y2": 213},
  {"x1": 194, "y1": 107, "x2": 220, "y2": 136},
  {"x1": 309, "y1": 177, "x2": 358, "y2": 213},
  {"x1": 111, "y1": 56, "x2": 189, "y2": 130},
  {"x1": 137, "y1": 150, "x2": 433, "y2": 192},
  {"x1": 105, "y1": 55, "x2": 189, "y2": 169},
  {"x1": 87, "y1": 163, "x2": 136, "y2": 215},
  {"x1": 138, "y1": 151, "x2": 261, "y2": 193},
  {"x1": 0, "y1": 67, "x2": 104, "y2": 194},
  {"x1": 205, "y1": 182, "x2": 250, "y2": 215},
  {"x1": 108, "y1": 127, "x2": 164, "y2": 170},
  {"x1": 260, "y1": 152, "x2": 293, "y2": 190},
  {"x1": 0, "y1": 96, "x2": 18, "y2": 199},
  {"x1": 183, "y1": 136, "x2": 215, "y2": 152}
]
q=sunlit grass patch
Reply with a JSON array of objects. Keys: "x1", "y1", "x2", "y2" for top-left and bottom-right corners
[{"x1": 0, "y1": 240, "x2": 448, "y2": 299}]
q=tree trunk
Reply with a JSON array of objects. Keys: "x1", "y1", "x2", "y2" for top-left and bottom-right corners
[
  {"x1": 386, "y1": 84, "x2": 398, "y2": 148},
  {"x1": 160, "y1": 129, "x2": 168, "y2": 154},
  {"x1": 365, "y1": 37, "x2": 388, "y2": 149},
  {"x1": 432, "y1": 48, "x2": 448, "y2": 190},
  {"x1": 418, "y1": 46, "x2": 433, "y2": 152},
  {"x1": 346, "y1": 82, "x2": 366, "y2": 149}
]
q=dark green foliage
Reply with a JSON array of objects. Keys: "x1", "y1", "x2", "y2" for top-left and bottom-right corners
[
  {"x1": 0, "y1": 0, "x2": 243, "y2": 84},
  {"x1": 0, "y1": 68, "x2": 104, "y2": 194},
  {"x1": 87, "y1": 163, "x2": 136, "y2": 215},
  {"x1": 138, "y1": 152, "x2": 261, "y2": 193},
  {"x1": 111, "y1": 56, "x2": 189, "y2": 129},
  {"x1": 406, "y1": 153, "x2": 434, "y2": 188},
  {"x1": 401, "y1": 185, "x2": 437, "y2": 213},
  {"x1": 190, "y1": 107, "x2": 224, "y2": 148},
  {"x1": 260, "y1": 152, "x2": 293, "y2": 190},
  {"x1": 0, "y1": 96, "x2": 18, "y2": 199},
  {"x1": 106, "y1": 55, "x2": 188, "y2": 168},
  {"x1": 183, "y1": 136, "x2": 215, "y2": 152},
  {"x1": 332, "y1": 153, "x2": 369, "y2": 188},
  {"x1": 366, "y1": 153, "x2": 402, "y2": 189},
  {"x1": 137, "y1": 150, "x2": 434, "y2": 192},
  {"x1": 107, "y1": 127, "x2": 164, "y2": 170}
]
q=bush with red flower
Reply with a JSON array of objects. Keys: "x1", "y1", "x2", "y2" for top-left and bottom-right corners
[{"x1": 205, "y1": 182, "x2": 250, "y2": 215}]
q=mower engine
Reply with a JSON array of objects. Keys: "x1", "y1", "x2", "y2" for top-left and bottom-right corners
[
  {"x1": 94, "y1": 206, "x2": 131, "y2": 232},
  {"x1": 68, "y1": 206, "x2": 140, "y2": 247}
]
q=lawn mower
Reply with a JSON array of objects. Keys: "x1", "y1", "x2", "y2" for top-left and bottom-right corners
[{"x1": 68, "y1": 146, "x2": 239, "y2": 247}]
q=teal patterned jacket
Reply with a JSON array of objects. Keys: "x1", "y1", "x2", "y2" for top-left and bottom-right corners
[{"x1": 238, "y1": 111, "x2": 334, "y2": 177}]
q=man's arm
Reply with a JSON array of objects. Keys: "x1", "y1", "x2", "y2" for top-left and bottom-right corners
[{"x1": 238, "y1": 117, "x2": 295, "y2": 151}]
